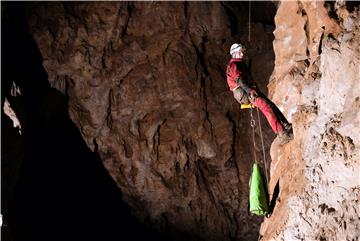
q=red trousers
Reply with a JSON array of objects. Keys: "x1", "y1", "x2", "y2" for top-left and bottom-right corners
[
  {"x1": 233, "y1": 88, "x2": 288, "y2": 134},
  {"x1": 252, "y1": 95, "x2": 286, "y2": 134}
]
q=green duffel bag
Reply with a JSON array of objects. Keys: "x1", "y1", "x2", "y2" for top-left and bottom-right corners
[{"x1": 249, "y1": 163, "x2": 269, "y2": 216}]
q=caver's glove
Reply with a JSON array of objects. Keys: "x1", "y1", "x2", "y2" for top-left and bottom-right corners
[
  {"x1": 237, "y1": 77, "x2": 253, "y2": 95},
  {"x1": 249, "y1": 89, "x2": 258, "y2": 99}
]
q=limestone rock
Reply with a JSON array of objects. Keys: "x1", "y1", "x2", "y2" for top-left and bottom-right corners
[
  {"x1": 3, "y1": 98, "x2": 22, "y2": 134},
  {"x1": 261, "y1": 1, "x2": 360, "y2": 240}
]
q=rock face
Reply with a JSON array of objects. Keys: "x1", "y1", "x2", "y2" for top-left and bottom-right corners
[
  {"x1": 260, "y1": 1, "x2": 360, "y2": 240},
  {"x1": 26, "y1": 2, "x2": 276, "y2": 240},
  {"x1": 19, "y1": 1, "x2": 360, "y2": 240}
]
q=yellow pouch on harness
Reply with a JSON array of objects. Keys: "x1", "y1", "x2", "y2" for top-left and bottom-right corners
[{"x1": 241, "y1": 104, "x2": 254, "y2": 109}]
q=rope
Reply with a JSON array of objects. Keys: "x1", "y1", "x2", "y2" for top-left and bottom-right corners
[
  {"x1": 256, "y1": 108, "x2": 269, "y2": 185},
  {"x1": 248, "y1": 0, "x2": 251, "y2": 42},
  {"x1": 250, "y1": 107, "x2": 257, "y2": 164},
  {"x1": 248, "y1": 0, "x2": 269, "y2": 184}
]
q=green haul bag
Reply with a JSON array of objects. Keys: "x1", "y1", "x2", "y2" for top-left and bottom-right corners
[{"x1": 249, "y1": 163, "x2": 269, "y2": 216}]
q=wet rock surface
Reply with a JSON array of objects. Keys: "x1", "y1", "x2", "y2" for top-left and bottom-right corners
[
  {"x1": 26, "y1": 2, "x2": 276, "y2": 241},
  {"x1": 261, "y1": 1, "x2": 360, "y2": 240}
]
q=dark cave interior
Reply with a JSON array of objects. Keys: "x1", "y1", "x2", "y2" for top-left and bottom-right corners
[
  {"x1": 2, "y1": 2, "x2": 279, "y2": 241},
  {"x1": 3, "y1": 1, "x2": 357, "y2": 241},
  {"x1": 2, "y1": 3, "x2": 170, "y2": 241}
]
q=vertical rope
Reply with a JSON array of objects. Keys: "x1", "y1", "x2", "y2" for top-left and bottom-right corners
[
  {"x1": 248, "y1": 0, "x2": 251, "y2": 43},
  {"x1": 256, "y1": 108, "x2": 269, "y2": 185},
  {"x1": 250, "y1": 108, "x2": 257, "y2": 164}
]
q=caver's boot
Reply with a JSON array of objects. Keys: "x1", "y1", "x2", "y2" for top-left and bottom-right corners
[{"x1": 278, "y1": 123, "x2": 294, "y2": 145}]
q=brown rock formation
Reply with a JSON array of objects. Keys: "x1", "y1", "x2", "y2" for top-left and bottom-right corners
[
  {"x1": 26, "y1": 2, "x2": 276, "y2": 240},
  {"x1": 260, "y1": 1, "x2": 360, "y2": 240},
  {"x1": 8, "y1": 1, "x2": 359, "y2": 240}
]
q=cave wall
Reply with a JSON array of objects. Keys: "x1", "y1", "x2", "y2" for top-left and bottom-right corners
[
  {"x1": 8, "y1": 1, "x2": 359, "y2": 241},
  {"x1": 260, "y1": 1, "x2": 360, "y2": 240},
  {"x1": 25, "y1": 2, "x2": 276, "y2": 241},
  {"x1": 2, "y1": 3, "x2": 174, "y2": 241}
]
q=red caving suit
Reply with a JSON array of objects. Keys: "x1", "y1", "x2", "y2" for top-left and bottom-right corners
[{"x1": 226, "y1": 58, "x2": 290, "y2": 134}]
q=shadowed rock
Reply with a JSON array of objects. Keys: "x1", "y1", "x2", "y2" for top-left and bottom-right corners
[{"x1": 25, "y1": 2, "x2": 276, "y2": 240}]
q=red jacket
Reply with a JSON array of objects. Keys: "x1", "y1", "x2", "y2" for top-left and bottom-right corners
[{"x1": 226, "y1": 58, "x2": 254, "y2": 92}]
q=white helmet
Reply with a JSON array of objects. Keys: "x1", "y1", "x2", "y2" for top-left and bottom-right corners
[{"x1": 230, "y1": 43, "x2": 245, "y2": 56}]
